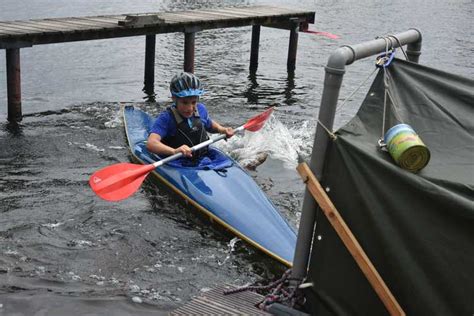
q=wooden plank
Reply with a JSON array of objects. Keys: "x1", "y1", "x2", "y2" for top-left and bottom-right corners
[
  {"x1": 71, "y1": 17, "x2": 119, "y2": 27},
  {"x1": 175, "y1": 11, "x2": 232, "y2": 22},
  {"x1": 45, "y1": 18, "x2": 111, "y2": 30},
  {"x1": 64, "y1": 17, "x2": 120, "y2": 28},
  {"x1": 186, "y1": 9, "x2": 243, "y2": 19},
  {"x1": 37, "y1": 19, "x2": 105, "y2": 31},
  {"x1": 213, "y1": 8, "x2": 268, "y2": 17},
  {"x1": 158, "y1": 13, "x2": 194, "y2": 23},
  {"x1": 214, "y1": 7, "x2": 285, "y2": 18},
  {"x1": 0, "y1": 23, "x2": 42, "y2": 34},
  {"x1": 0, "y1": 21, "x2": 62, "y2": 33},
  {"x1": 74, "y1": 17, "x2": 121, "y2": 25},
  {"x1": 160, "y1": 12, "x2": 210, "y2": 23},
  {"x1": 235, "y1": 6, "x2": 308, "y2": 17},
  {"x1": 0, "y1": 25, "x2": 32, "y2": 35},
  {"x1": 297, "y1": 162, "x2": 406, "y2": 316},
  {"x1": 84, "y1": 15, "x2": 126, "y2": 22},
  {"x1": 27, "y1": 19, "x2": 89, "y2": 32},
  {"x1": 186, "y1": 9, "x2": 246, "y2": 20}
]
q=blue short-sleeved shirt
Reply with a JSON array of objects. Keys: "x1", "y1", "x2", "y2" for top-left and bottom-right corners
[{"x1": 150, "y1": 103, "x2": 213, "y2": 138}]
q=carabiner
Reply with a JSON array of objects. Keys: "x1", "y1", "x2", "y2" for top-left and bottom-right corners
[{"x1": 375, "y1": 49, "x2": 396, "y2": 68}]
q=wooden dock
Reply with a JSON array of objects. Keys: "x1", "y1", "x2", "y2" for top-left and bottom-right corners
[
  {"x1": 170, "y1": 285, "x2": 270, "y2": 315},
  {"x1": 0, "y1": 6, "x2": 315, "y2": 122}
]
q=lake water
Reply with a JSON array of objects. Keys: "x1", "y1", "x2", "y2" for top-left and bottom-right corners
[{"x1": 0, "y1": 0, "x2": 472, "y2": 314}]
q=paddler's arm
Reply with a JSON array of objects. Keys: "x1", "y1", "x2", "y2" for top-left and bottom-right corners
[
  {"x1": 211, "y1": 121, "x2": 234, "y2": 138},
  {"x1": 146, "y1": 133, "x2": 193, "y2": 157}
]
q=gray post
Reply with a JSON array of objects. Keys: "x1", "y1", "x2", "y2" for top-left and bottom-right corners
[
  {"x1": 144, "y1": 35, "x2": 156, "y2": 95},
  {"x1": 287, "y1": 20, "x2": 299, "y2": 72},
  {"x1": 250, "y1": 25, "x2": 261, "y2": 72},
  {"x1": 184, "y1": 31, "x2": 195, "y2": 73},
  {"x1": 6, "y1": 48, "x2": 22, "y2": 122},
  {"x1": 291, "y1": 29, "x2": 422, "y2": 282},
  {"x1": 406, "y1": 30, "x2": 422, "y2": 63},
  {"x1": 291, "y1": 65, "x2": 346, "y2": 281}
]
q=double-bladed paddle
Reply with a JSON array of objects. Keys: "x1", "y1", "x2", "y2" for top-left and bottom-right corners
[{"x1": 90, "y1": 107, "x2": 274, "y2": 202}]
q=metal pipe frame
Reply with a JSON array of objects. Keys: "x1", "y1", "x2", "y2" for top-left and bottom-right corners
[{"x1": 291, "y1": 28, "x2": 423, "y2": 281}]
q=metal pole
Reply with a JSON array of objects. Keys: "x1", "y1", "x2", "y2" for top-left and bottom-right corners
[
  {"x1": 184, "y1": 31, "x2": 195, "y2": 73},
  {"x1": 291, "y1": 29, "x2": 422, "y2": 282},
  {"x1": 144, "y1": 35, "x2": 156, "y2": 96},
  {"x1": 406, "y1": 29, "x2": 422, "y2": 63},
  {"x1": 287, "y1": 20, "x2": 299, "y2": 72},
  {"x1": 291, "y1": 67, "x2": 346, "y2": 281},
  {"x1": 250, "y1": 25, "x2": 261, "y2": 72},
  {"x1": 6, "y1": 48, "x2": 22, "y2": 122}
]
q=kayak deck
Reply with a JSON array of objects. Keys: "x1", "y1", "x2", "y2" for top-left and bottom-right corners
[{"x1": 123, "y1": 106, "x2": 296, "y2": 266}]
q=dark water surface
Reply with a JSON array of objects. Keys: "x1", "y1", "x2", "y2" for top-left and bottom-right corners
[{"x1": 0, "y1": 0, "x2": 472, "y2": 314}]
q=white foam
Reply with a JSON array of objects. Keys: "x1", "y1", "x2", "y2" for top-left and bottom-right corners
[
  {"x1": 217, "y1": 115, "x2": 315, "y2": 169},
  {"x1": 42, "y1": 222, "x2": 64, "y2": 228},
  {"x1": 104, "y1": 108, "x2": 123, "y2": 128},
  {"x1": 85, "y1": 143, "x2": 105, "y2": 152}
]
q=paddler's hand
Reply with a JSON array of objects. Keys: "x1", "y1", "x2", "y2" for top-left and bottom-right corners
[
  {"x1": 175, "y1": 145, "x2": 193, "y2": 157},
  {"x1": 222, "y1": 127, "x2": 234, "y2": 139}
]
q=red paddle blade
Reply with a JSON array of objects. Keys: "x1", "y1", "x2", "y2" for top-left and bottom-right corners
[
  {"x1": 302, "y1": 29, "x2": 340, "y2": 39},
  {"x1": 243, "y1": 107, "x2": 274, "y2": 132},
  {"x1": 89, "y1": 162, "x2": 155, "y2": 201}
]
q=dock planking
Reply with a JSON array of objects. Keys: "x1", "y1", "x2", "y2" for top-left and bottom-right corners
[
  {"x1": 0, "y1": 6, "x2": 314, "y2": 48},
  {"x1": 170, "y1": 285, "x2": 270, "y2": 315}
]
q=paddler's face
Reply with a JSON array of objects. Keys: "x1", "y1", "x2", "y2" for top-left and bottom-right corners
[{"x1": 175, "y1": 96, "x2": 198, "y2": 118}]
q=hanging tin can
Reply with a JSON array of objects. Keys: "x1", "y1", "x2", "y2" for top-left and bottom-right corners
[{"x1": 384, "y1": 124, "x2": 430, "y2": 172}]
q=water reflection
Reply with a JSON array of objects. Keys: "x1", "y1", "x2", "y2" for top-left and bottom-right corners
[
  {"x1": 3, "y1": 121, "x2": 23, "y2": 136},
  {"x1": 142, "y1": 85, "x2": 156, "y2": 103},
  {"x1": 284, "y1": 70, "x2": 296, "y2": 106},
  {"x1": 244, "y1": 70, "x2": 297, "y2": 106},
  {"x1": 244, "y1": 71, "x2": 260, "y2": 103}
]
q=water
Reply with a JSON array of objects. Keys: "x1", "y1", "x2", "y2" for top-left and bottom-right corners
[{"x1": 0, "y1": 0, "x2": 472, "y2": 314}]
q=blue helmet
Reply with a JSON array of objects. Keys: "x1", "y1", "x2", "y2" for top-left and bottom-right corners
[{"x1": 170, "y1": 72, "x2": 204, "y2": 98}]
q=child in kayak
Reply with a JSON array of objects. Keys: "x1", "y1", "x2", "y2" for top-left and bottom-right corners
[{"x1": 146, "y1": 72, "x2": 234, "y2": 160}]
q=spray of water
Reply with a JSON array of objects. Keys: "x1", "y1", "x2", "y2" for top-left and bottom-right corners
[{"x1": 218, "y1": 115, "x2": 315, "y2": 169}]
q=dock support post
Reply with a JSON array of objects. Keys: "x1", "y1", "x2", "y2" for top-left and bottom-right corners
[
  {"x1": 6, "y1": 48, "x2": 22, "y2": 122},
  {"x1": 287, "y1": 19, "x2": 299, "y2": 72},
  {"x1": 144, "y1": 35, "x2": 156, "y2": 96},
  {"x1": 250, "y1": 25, "x2": 261, "y2": 72},
  {"x1": 184, "y1": 31, "x2": 195, "y2": 73}
]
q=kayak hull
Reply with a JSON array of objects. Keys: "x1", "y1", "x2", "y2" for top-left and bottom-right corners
[{"x1": 123, "y1": 106, "x2": 296, "y2": 266}]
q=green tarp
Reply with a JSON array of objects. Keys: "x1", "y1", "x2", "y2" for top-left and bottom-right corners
[{"x1": 305, "y1": 59, "x2": 474, "y2": 315}]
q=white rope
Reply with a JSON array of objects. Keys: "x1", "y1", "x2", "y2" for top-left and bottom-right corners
[
  {"x1": 336, "y1": 67, "x2": 378, "y2": 114},
  {"x1": 316, "y1": 66, "x2": 378, "y2": 141},
  {"x1": 388, "y1": 34, "x2": 409, "y2": 60},
  {"x1": 380, "y1": 36, "x2": 405, "y2": 143}
]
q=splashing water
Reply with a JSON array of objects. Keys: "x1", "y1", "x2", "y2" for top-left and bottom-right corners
[
  {"x1": 218, "y1": 237, "x2": 241, "y2": 266},
  {"x1": 218, "y1": 115, "x2": 316, "y2": 169}
]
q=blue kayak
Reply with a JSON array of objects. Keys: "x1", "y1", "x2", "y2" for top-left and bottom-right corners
[{"x1": 123, "y1": 106, "x2": 296, "y2": 266}]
